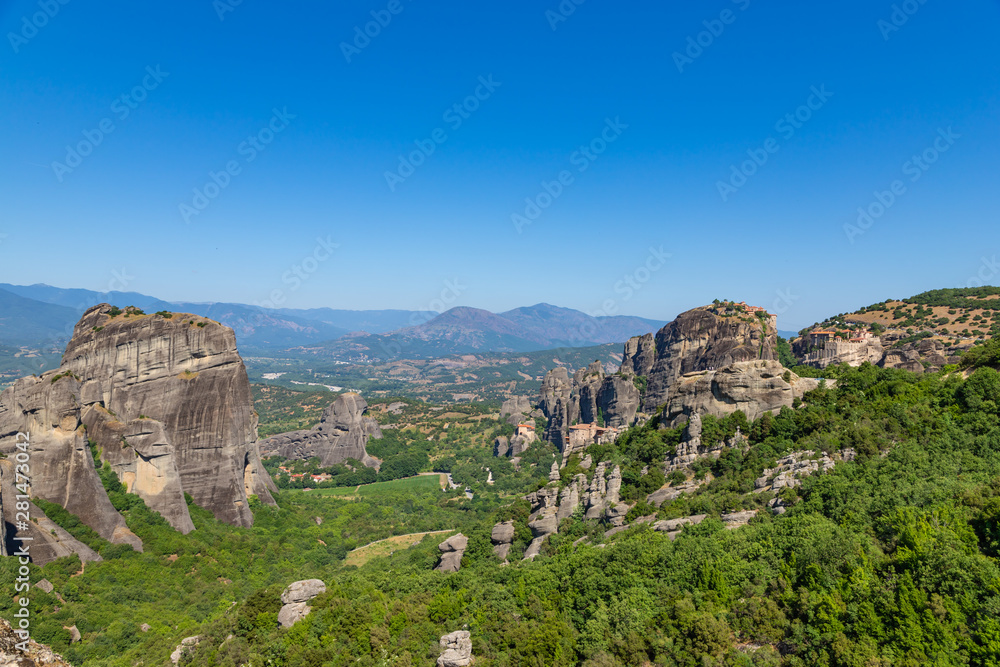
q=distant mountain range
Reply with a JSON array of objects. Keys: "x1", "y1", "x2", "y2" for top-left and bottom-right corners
[
  {"x1": 0, "y1": 284, "x2": 665, "y2": 358},
  {"x1": 317, "y1": 304, "x2": 666, "y2": 360}
]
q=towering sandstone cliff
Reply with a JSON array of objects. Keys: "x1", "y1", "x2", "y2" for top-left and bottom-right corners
[
  {"x1": 0, "y1": 305, "x2": 275, "y2": 561},
  {"x1": 537, "y1": 304, "x2": 777, "y2": 454},
  {"x1": 637, "y1": 305, "x2": 777, "y2": 410}
]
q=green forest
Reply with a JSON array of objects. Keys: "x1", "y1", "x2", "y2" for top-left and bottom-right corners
[{"x1": 4, "y1": 339, "x2": 1000, "y2": 665}]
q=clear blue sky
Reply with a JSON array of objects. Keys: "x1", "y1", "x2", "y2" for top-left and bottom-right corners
[{"x1": 2, "y1": 0, "x2": 998, "y2": 330}]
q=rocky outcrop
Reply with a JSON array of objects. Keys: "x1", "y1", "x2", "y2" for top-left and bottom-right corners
[
  {"x1": 437, "y1": 631, "x2": 473, "y2": 667},
  {"x1": 1, "y1": 457, "x2": 103, "y2": 565},
  {"x1": 538, "y1": 366, "x2": 641, "y2": 455},
  {"x1": 645, "y1": 306, "x2": 777, "y2": 411},
  {"x1": 0, "y1": 304, "x2": 276, "y2": 541},
  {"x1": 662, "y1": 361, "x2": 822, "y2": 428},
  {"x1": 500, "y1": 395, "x2": 531, "y2": 426},
  {"x1": 597, "y1": 375, "x2": 640, "y2": 428},
  {"x1": 491, "y1": 521, "x2": 515, "y2": 560},
  {"x1": 81, "y1": 406, "x2": 194, "y2": 534},
  {"x1": 538, "y1": 304, "x2": 775, "y2": 453},
  {"x1": 880, "y1": 337, "x2": 958, "y2": 374},
  {"x1": 0, "y1": 618, "x2": 72, "y2": 667},
  {"x1": 260, "y1": 393, "x2": 381, "y2": 469},
  {"x1": 621, "y1": 333, "x2": 656, "y2": 377},
  {"x1": 278, "y1": 579, "x2": 326, "y2": 628},
  {"x1": 170, "y1": 636, "x2": 200, "y2": 665},
  {"x1": 435, "y1": 533, "x2": 468, "y2": 572}
]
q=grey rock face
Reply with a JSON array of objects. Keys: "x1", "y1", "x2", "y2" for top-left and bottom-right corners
[
  {"x1": 82, "y1": 406, "x2": 194, "y2": 534},
  {"x1": 0, "y1": 375, "x2": 141, "y2": 550},
  {"x1": 277, "y1": 579, "x2": 326, "y2": 628},
  {"x1": 0, "y1": 304, "x2": 276, "y2": 540},
  {"x1": 662, "y1": 361, "x2": 821, "y2": 428},
  {"x1": 597, "y1": 375, "x2": 640, "y2": 428},
  {"x1": 260, "y1": 393, "x2": 381, "y2": 469},
  {"x1": 437, "y1": 630, "x2": 473, "y2": 667},
  {"x1": 277, "y1": 602, "x2": 311, "y2": 629},
  {"x1": 621, "y1": 333, "x2": 656, "y2": 377},
  {"x1": 500, "y1": 395, "x2": 531, "y2": 426},
  {"x1": 281, "y1": 579, "x2": 326, "y2": 604},
  {"x1": 493, "y1": 435, "x2": 510, "y2": 457},
  {"x1": 170, "y1": 636, "x2": 200, "y2": 665},
  {"x1": 0, "y1": 459, "x2": 103, "y2": 565},
  {"x1": 491, "y1": 521, "x2": 515, "y2": 560},
  {"x1": 645, "y1": 306, "x2": 777, "y2": 411},
  {"x1": 435, "y1": 533, "x2": 468, "y2": 572}
]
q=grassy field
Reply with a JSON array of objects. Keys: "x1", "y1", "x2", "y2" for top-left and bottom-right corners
[
  {"x1": 301, "y1": 474, "x2": 446, "y2": 498},
  {"x1": 343, "y1": 530, "x2": 456, "y2": 567}
]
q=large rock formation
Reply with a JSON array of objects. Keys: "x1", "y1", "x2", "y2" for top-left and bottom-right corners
[
  {"x1": 0, "y1": 304, "x2": 276, "y2": 550},
  {"x1": 260, "y1": 393, "x2": 381, "y2": 469},
  {"x1": 537, "y1": 365, "x2": 642, "y2": 455},
  {"x1": 278, "y1": 579, "x2": 326, "y2": 628},
  {"x1": 437, "y1": 631, "x2": 473, "y2": 667},
  {"x1": 435, "y1": 533, "x2": 468, "y2": 572},
  {"x1": 491, "y1": 521, "x2": 515, "y2": 561},
  {"x1": 661, "y1": 360, "x2": 823, "y2": 427},
  {"x1": 642, "y1": 305, "x2": 777, "y2": 411}
]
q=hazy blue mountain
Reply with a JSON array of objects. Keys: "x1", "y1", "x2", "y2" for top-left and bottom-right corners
[
  {"x1": 313, "y1": 304, "x2": 666, "y2": 360},
  {"x1": 273, "y1": 307, "x2": 438, "y2": 334},
  {"x1": 0, "y1": 288, "x2": 80, "y2": 345}
]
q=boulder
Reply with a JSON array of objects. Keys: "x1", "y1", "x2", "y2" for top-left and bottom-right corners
[
  {"x1": 491, "y1": 521, "x2": 515, "y2": 560},
  {"x1": 500, "y1": 395, "x2": 531, "y2": 426},
  {"x1": 278, "y1": 602, "x2": 312, "y2": 629},
  {"x1": 170, "y1": 636, "x2": 200, "y2": 665},
  {"x1": 435, "y1": 533, "x2": 468, "y2": 572},
  {"x1": 437, "y1": 630, "x2": 473, "y2": 667},
  {"x1": 260, "y1": 393, "x2": 381, "y2": 469},
  {"x1": 35, "y1": 580, "x2": 53, "y2": 594},
  {"x1": 63, "y1": 626, "x2": 80, "y2": 644},
  {"x1": 281, "y1": 579, "x2": 326, "y2": 604}
]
